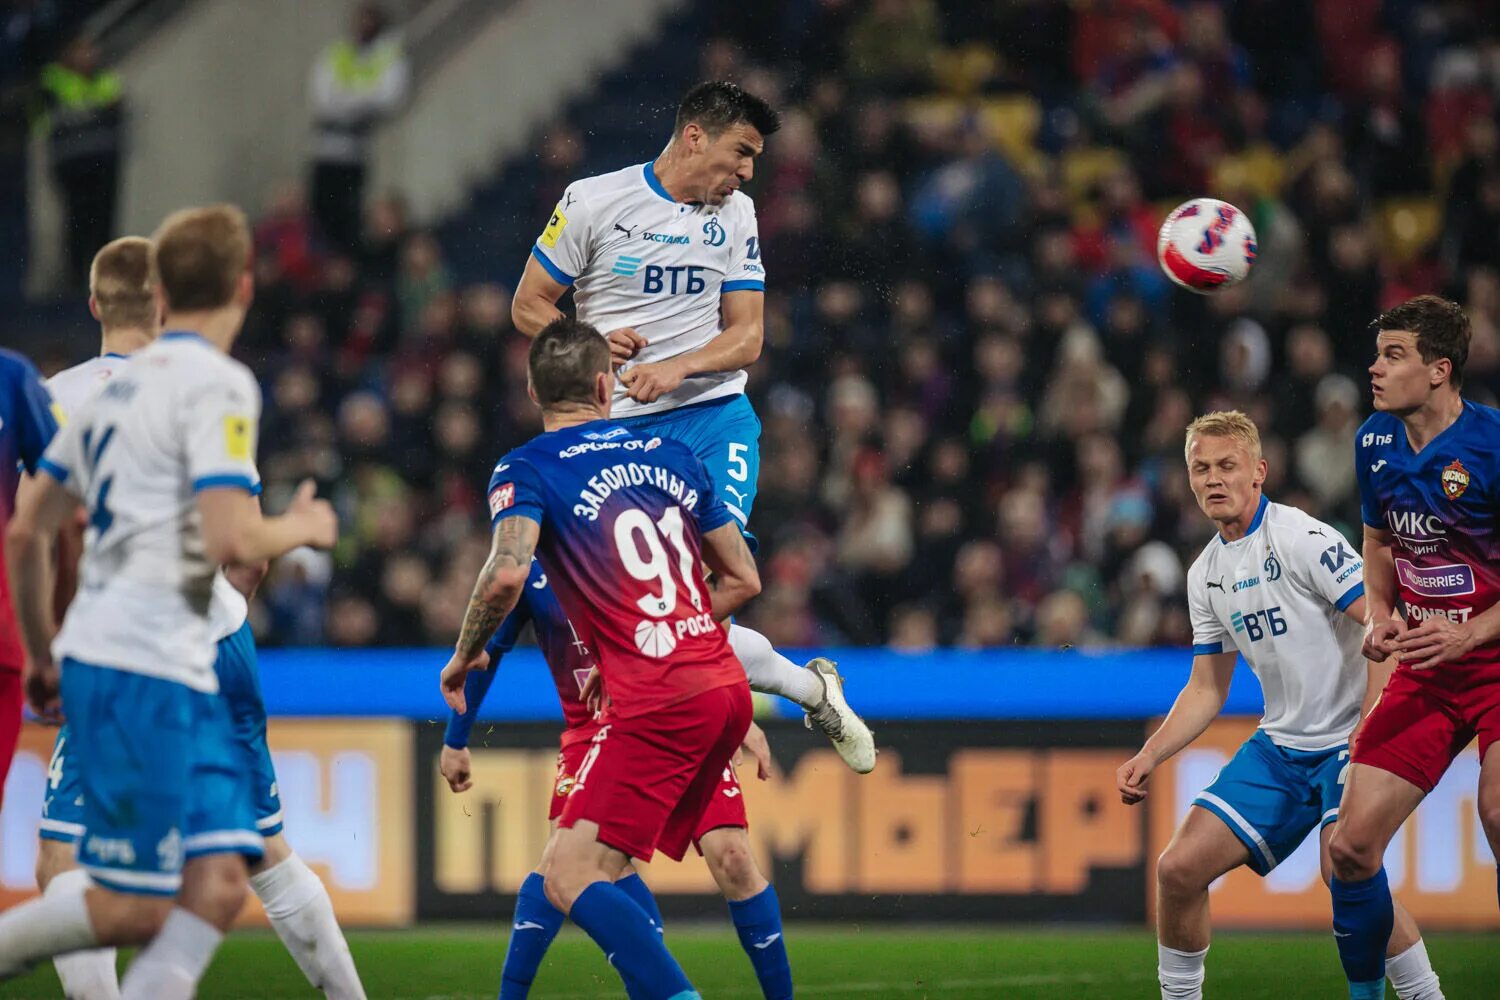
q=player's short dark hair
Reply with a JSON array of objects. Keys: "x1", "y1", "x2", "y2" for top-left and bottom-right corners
[
  {"x1": 1374, "y1": 294, "x2": 1471, "y2": 389},
  {"x1": 529, "y1": 317, "x2": 610, "y2": 407},
  {"x1": 675, "y1": 81, "x2": 780, "y2": 140}
]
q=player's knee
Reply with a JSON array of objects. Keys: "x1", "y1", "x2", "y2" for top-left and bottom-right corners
[
  {"x1": 542, "y1": 867, "x2": 583, "y2": 914},
  {"x1": 1328, "y1": 825, "x2": 1381, "y2": 880},
  {"x1": 705, "y1": 832, "x2": 764, "y2": 900},
  {"x1": 180, "y1": 856, "x2": 250, "y2": 930},
  {"x1": 1155, "y1": 846, "x2": 1210, "y2": 898}
]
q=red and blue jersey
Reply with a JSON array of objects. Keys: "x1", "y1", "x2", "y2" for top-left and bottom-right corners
[
  {"x1": 0, "y1": 349, "x2": 62, "y2": 672},
  {"x1": 1355, "y1": 400, "x2": 1500, "y2": 666},
  {"x1": 444, "y1": 558, "x2": 602, "y2": 749},
  {"x1": 488, "y1": 419, "x2": 743, "y2": 719}
]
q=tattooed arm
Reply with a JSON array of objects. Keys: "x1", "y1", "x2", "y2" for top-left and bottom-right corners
[
  {"x1": 440, "y1": 515, "x2": 540, "y2": 713},
  {"x1": 699, "y1": 522, "x2": 761, "y2": 621}
]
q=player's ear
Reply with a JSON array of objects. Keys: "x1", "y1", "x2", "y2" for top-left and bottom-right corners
[
  {"x1": 526, "y1": 377, "x2": 538, "y2": 406},
  {"x1": 88, "y1": 294, "x2": 100, "y2": 321},
  {"x1": 594, "y1": 371, "x2": 611, "y2": 409},
  {"x1": 1430, "y1": 356, "x2": 1452, "y2": 389},
  {"x1": 235, "y1": 270, "x2": 254, "y2": 310},
  {"x1": 1253, "y1": 457, "x2": 1268, "y2": 488}
]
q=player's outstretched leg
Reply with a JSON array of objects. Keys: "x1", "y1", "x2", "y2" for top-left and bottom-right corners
[
  {"x1": 727, "y1": 624, "x2": 876, "y2": 774},
  {"x1": 545, "y1": 821, "x2": 699, "y2": 1000},
  {"x1": 701, "y1": 827, "x2": 792, "y2": 1000},
  {"x1": 251, "y1": 834, "x2": 366, "y2": 999}
]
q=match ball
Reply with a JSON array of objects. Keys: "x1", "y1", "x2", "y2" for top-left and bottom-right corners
[
  {"x1": 1156, "y1": 198, "x2": 1257, "y2": 293},
  {"x1": 634, "y1": 619, "x2": 677, "y2": 658}
]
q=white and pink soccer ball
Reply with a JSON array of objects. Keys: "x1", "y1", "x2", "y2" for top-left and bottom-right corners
[{"x1": 1156, "y1": 198, "x2": 1257, "y2": 293}]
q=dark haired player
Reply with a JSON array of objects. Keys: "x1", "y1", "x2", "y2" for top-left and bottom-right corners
[
  {"x1": 441, "y1": 317, "x2": 765, "y2": 1000},
  {"x1": 511, "y1": 80, "x2": 875, "y2": 774},
  {"x1": 1330, "y1": 295, "x2": 1500, "y2": 1000}
]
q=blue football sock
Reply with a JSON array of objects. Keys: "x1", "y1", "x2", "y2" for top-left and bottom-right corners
[
  {"x1": 1331, "y1": 869, "x2": 1393, "y2": 999},
  {"x1": 569, "y1": 881, "x2": 697, "y2": 1000},
  {"x1": 728, "y1": 884, "x2": 793, "y2": 1000},
  {"x1": 616, "y1": 873, "x2": 665, "y2": 935},
  {"x1": 499, "y1": 872, "x2": 564, "y2": 1000}
]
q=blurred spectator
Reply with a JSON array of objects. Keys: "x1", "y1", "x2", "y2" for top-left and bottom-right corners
[
  {"x1": 38, "y1": 33, "x2": 122, "y2": 286},
  {"x1": 308, "y1": 2, "x2": 409, "y2": 252}
]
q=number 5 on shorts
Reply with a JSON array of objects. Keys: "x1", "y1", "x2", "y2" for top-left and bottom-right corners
[{"x1": 727, "y1": 442, "x2": 749, "y2": 482}]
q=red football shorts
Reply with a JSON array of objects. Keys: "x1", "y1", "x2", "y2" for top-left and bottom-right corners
[
  {"x1": 552, "y1": 736, "x2": 750, "y2": 848},
  {"x1": 1353, "y1": 662, "x2": 1500, "y2": 792},
  {"x1": 557, "y1": 682, "x2": 751, "y2": 862},
  {"x1": 0, "y1": 670, "x2": 22, "y2": 810}
]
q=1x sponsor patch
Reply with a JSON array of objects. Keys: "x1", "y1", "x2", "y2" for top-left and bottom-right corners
[
  {"x1": 1395, "y1": 558, "x2": 1475, "y2": 598},
  {"x1": 539, "y1": 205, "x2": 568, "y2": 249},
  {"x1": 488, "y1": 482, "x2": 515, "y2": 517},
  {"x1": 222, "y1": 415, "x2": 253, "y2": 460}
]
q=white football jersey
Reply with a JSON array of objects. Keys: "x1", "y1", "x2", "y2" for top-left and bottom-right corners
[
  {"x1": 531, "y1": 162, "x2": 766, "y2": 417},
  {"x1": 43, "y1": 333, "x2": 262, "y2": 692},
  {"x1": 1187, "y1": 497, "x2": 1367, "y2": 751},
  {"x1": 48, "y1": 352, "x2": 251, "y2": 643}
]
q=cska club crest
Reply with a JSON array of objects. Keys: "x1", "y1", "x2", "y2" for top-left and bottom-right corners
[{"x1": 1441, "y1": 459, "x2": 1470, "y2": 501}]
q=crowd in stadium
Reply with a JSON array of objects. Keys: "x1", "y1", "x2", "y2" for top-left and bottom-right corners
[{"x1": 28, "y1": 0, "x2": 1500, "y2": 651}]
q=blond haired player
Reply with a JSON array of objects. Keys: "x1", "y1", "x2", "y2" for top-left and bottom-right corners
[
  {"x1": 0, "y1": 206, "x2": 337, "y2": 1000},
  {"x1": 1117, "y1": 411, "x2": 1441, "y2": 1000}
]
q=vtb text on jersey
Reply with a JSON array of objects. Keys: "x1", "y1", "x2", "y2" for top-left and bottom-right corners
[
  {"x1": 530, "y1": 162, "x2": 765, "y2": 418},
  {"x1": 1188, "y1": 497, "x2": 1367, "y2": 750}
]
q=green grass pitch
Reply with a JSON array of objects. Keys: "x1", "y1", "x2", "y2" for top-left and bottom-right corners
[{"x1": 3, "y1": 925, "x2": 1496, "y2": 998}]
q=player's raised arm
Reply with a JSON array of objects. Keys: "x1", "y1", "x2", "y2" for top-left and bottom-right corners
[{"x1": 1117, "y1": 650, "x2": 1238, "y2": 804}]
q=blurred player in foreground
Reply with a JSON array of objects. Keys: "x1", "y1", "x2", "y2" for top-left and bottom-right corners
[
  {"x1": 1330, "y1": 295, "x2": 1500, "y2": 1000},
  {"x1": 441, "y1": 317, "x2": 762, "y2": 1000},
  {"x1": 0, "y1": 349, "x2": 61, "y2": 800},
  {"x1": 34, "y1": 235, "x2": 365, "y2": 999},
  {"x1": 440, "y1": 557, "x2": 791, "y2": 999},
  {"x1": 1118, "y1": 411, "x2": 1442, "y2": 1000},
  {"x1": 0, "y1": 205, "x2": 337, "y2": 1000},
  {"x1": 512, "y1": 80, "x2": 874, "y2": 774}
]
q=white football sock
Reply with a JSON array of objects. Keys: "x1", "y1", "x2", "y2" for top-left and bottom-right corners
[
  {"x1": 251, "y1": 854, "x2": 366, "y2": 999},
  {"x1": 1158, "y1": 943, "x2": 1208, "y2": 1000},
  {"x1": 119, "y1": 907, "x2": 221, "y2": 1000},
  {"x1": 48, "y1": 870, "x2": 120, "y2": 999},
  {"x1": 728, "y1": 624, "x2": 824, "y2": 708},
  {"x1": 0, "y1": 864, "x2": 98, "y2": 978},
  {"x1": 1388, "y1": 939, "x2": 1444, "y2": 1000}
]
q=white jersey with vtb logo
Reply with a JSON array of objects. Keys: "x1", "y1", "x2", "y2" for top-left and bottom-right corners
[
  {"x1": 47, "y1": 351, "x2": 251, "y2": 644},
  {"x1": 1186, "y1": 497, "x2": 1367, "y2": 751},
  {"x1": 41, "y1": 333, "x2": 262, "y2": 691},
  {"x1": 530, "y1": 161, "x2": 766, "y2": 418}
]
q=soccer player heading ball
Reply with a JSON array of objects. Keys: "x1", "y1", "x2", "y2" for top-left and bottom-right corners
[{"x1": 512, "y1": 80, "x2": 875, "y2": 774}]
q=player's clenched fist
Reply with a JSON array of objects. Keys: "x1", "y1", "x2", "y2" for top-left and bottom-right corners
[
  {"x1": 287, "y1": 478, "x2": 338, "y2": 549},
  {"x1": 1117, "y1": 753, "x2": 1153, "y2": 804},
  {"x1": 440, "y1": 745, "x2": 473, "y2": 793},
  {"x1": 606, "y1": 327, "x2": 647, "y2": 365}
]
